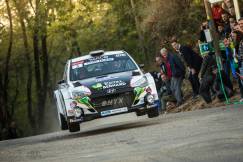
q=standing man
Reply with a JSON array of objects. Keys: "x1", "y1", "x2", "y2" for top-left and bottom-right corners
[
  {"x1": 199, "y1": 52, "x2": 217, "y2": 103},
  {"x1": 234, "y1": 17, "x2": 243, "y2": 102},
  {"x1": 221, "y1": 12, "x2": 231, "y2": 35},
  {"x1": 160, "y1": 48, "x2": 185, "y2": 106},
  {"x1": 171, "y1": 38, "x2": 203, "y2": 99}
]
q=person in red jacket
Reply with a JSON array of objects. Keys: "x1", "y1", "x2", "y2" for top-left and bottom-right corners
[{"x1": 212, "y1": 2, "x2": 223, "y2": 26}]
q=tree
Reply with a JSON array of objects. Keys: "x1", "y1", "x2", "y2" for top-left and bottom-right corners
[
  {"x1": 13, "y1": 0, "x2": 36, "y2": 130},
  {"x1": 0, "y1": 0, "x2": 14, "y2": 128}
]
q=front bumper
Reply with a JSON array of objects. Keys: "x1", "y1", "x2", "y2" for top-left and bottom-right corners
[{"x1": 68, "y1": 100, "x2": 160, "y2": 123}]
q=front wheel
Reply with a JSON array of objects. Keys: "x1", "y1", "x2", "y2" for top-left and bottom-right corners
[
  {"x1": 59, "y1": 114, "x2": 68, "y2": 130},
  {"x1": 135, "y1": 110, "x2": 146, "y2": 116},
  {"x1": 147, "y1": 107, "x2": 159, "y2": 118},
  {"x1": 68, "y1": 122, "x2": 80, "y2": 132}
]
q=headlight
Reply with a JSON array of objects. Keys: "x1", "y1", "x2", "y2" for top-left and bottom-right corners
[
  {"x1": 72, "y1": 91, "x2": 85, "y2": 99},
  {"x1": 146, "y1": 94, "x2": 155, "y2": 104},
  {"x1": 71, "y1": 86, "x2": 91, "y2": 99},
  {"x1": 130, "y1": 77, "x2": 148, "y2": 87},
  {"x1": 74, "y1": 108, "x2": 82, "y2": 117}
]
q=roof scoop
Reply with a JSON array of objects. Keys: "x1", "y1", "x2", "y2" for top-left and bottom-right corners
[{"x1": 89, "y1": 50, "x2": 104, "y2": 57}]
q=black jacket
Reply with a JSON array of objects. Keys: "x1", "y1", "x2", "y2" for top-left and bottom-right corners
[
  {"x1": 200, "y1": 52, "x2": 217, "y2": 78},
  {"x1": 179, "y1": 45, "x2": 203, "y2": 72},
  {"x1": 167, "y1": 53, "x2": 186, "y2": 78}
]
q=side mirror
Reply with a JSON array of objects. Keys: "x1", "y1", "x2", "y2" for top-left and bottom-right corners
[
  {"x1": 132, "y1": 71, "x2": 141, "y2": 76},
  {"x1": 139, "y1": 64, "x2": 145, "y2": 68},
  {"x1": 57, "y1": 80, "x2": 65, "y2": 85}
]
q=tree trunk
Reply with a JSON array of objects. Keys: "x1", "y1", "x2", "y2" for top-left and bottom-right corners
[
  {"x1": 14, "y1": 0, "x2": 36, "y2": 131},
  {"x1": 129, "y1": 0, "x2": 148, "y2": 62},
  {"x1": 0, "y1": 72, "x2": 5, "y2": 128},
  {"x1": 2, "y1": 0, "x2": 14, "y2": 127},
  {"x1": 39, "y1": 24, "x2": 49, "y2": 127},
  {"x1": 33, "y1": 0, "x2": 43, "y2": 130}
]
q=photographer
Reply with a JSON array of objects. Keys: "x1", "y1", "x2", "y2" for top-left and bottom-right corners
[
  {"x1": 198, "y1": 21, "x2": 209, "y2": 43},
  {"x1": 160, "y1": 74, "x2": 176, "y2": 112}
]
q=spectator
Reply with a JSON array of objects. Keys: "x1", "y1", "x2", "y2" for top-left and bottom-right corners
[
  {"x1": 222, "y1": 0, "x2": 235, "y2": 16},
  {"x1": 199, "y1": 52, "x2": 217, "y2": 103},
  {"x1": 228, "y1": 6, "x2": 236, "y2": 17},
  {"x1": 217, "y1": 23, "x2": 227, "y2": 40},
  {"x1": 217, "y1": 22, "x2": 232, "y2": 77},
  {"x1": 233, "y1": 18, "x2": 243, "y2": 101},
  {"x1": 155, "y1": 55, "x2": 173, "y2": 109},
  {"x1": 212, "y1": 2, "x2": 223, "y2": 26},
  {"x1": 221, "y1": 12, "x2": 231, "y2": 35},
  {"x1": 235, "y1": 18, "x2": 243, "y2": 61},
  {"x1": 150, "y1": 71, "x2": 162, "y2": 93},
  {"x1": 199, "y1": 51, "x2": 234, "y2": 103},
  {"x1": 198, "y1": 21, "x2": 209, "y2": 43},
  {"x1": 155, "y1": 55, "x2": 172, "y2": 79},
  {"x1": 213, "y1": 68, "x2": 234, "y2": 101},
  {"x1": 160, "y1": 74, "x2": 176, "y2": 112},
  {"x1": 155, "y1": 54, "x2": 173, "y2": 93},
  {"x1": 160, "y1": 48, "x2": 185, "y2": 106},
  {"x1": 171, "y1": 39, "x2": 203, "y2": 99},
  {"x1": 229, "y1": 17, "x2": 237, "y2": 31},
  {"x1": 230, "y1": 31, "x2": 239, "y2": 52}
]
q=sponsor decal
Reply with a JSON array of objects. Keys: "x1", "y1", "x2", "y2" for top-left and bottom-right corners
[
  {"x1": 103, "y1": 80, "x2": 126, "y2": 89},
  {"x1": 133, "y1": 87, "x2": 145, "y2": 104},
  {"x1": 101, "y1": 107, "x2": 128, "y2": 116},
  {"x1": 101, "y1": 97, "x2": 123, "y2": 107},
  {"x1": 84, "y1": 58, "x2": 114, "y2": 66},
  {"x1": 72, "y1": 60, "x2": 84, "y2": 69},
  {"x1": 77, "y1": 96, "x2": 94, "y2": 108},
  {"x1": 69, "y1": 118, "x2": 83, "y2": 122},
  {"x1": 92, "y1": 83, "x2": 103, "y2": 90},
  {"x1": 107, "y1": 88, "x2": 116, "y2": 94},
  {"x1": 96, "y1": 76, "x2": 118, "y2": 82},
  {"x1": 115, "y1": 53, "x2": 126, "y2": 57}
]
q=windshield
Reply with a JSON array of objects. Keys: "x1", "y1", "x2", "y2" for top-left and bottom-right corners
[{"x1": 70, "y1": 53, "x2": 138, "y2": 81}]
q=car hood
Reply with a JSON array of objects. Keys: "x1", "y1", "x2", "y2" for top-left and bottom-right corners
[{"x1": 72, "y1": 71, "x2": 140, "y2": 97}]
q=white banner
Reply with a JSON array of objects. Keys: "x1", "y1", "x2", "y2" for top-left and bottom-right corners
[{"x1": 208, "y1": 0, "x2": 223, "y2": 3}]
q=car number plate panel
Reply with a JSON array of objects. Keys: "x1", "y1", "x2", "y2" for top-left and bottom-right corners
[{"x1": 100, "y1": 107, "x2": 128, "y2": 116}]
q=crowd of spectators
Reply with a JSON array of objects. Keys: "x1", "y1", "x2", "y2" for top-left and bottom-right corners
[{"x1": 154, "y1": 0, "x2": 243, "y2": 113}]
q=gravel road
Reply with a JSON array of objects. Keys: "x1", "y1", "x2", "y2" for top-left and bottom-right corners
[{"x1": 0, "y1": 105, "x2": 243, "y2": 162}]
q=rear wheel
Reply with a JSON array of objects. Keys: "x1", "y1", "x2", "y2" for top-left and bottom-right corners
[
  {"x1": 68, "y1": 122, "x2": 80, "y2": 132},
  {"x1": 147, "y1": 107, "x2": 159, "y2": 118},
  {"x1": 59, "y1": 114, "x2": 68, "y2": 130}
]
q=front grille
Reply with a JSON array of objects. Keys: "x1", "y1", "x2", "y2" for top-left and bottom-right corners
[{"x1": 91, "y1": 91, "x2": 134, "y2": 112}]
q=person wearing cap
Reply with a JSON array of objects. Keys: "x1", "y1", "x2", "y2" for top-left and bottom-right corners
[{"x1": 160, "y1": 48, "x2": 185, "y2": 107}]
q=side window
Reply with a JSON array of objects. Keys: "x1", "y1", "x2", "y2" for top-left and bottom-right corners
[
  {"x1": 125, "y1": 59, "x2": 137, "y2": 70},
  {"x1": 63, "y1": 63, "x2": 68, "y2": 81}
]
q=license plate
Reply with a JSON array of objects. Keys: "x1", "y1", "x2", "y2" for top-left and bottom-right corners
[{"x1": 101, "y1": 107, "x2": 128, "y2": 116}]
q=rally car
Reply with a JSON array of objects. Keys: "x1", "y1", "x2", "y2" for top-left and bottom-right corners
[{"x1": 54, "y1": 50, "x2": 161, "y2": 132}]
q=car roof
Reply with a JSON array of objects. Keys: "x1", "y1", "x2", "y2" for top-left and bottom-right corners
[{"x1": 70, "y1": 50, "x2": 127, "y2": 63}]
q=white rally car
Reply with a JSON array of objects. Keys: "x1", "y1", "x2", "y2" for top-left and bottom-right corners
[{"x1": 54, "y1": 50, "x2": 161, "y2": 132}]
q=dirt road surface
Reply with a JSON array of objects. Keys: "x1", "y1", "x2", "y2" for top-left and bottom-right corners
[{"x1": 1, "y1": 105, "x2": 243, "y2": 162}]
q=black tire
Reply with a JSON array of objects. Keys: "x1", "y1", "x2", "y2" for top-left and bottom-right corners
[
  {"x1": 69, "y1": 122, "x2": 80, "y2": 132},
  {"x1": 147, "y1": 108, "x2": 159, "y2": 118},
  {"x1": 60, "y1": 114, "x2": 68, "y2": 130},
  {"x1": 135, "y1": 110, "x2": 146, "y2": 116}
]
